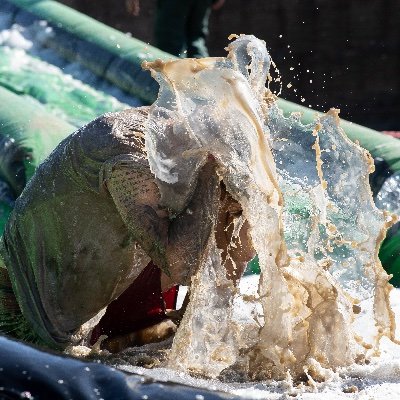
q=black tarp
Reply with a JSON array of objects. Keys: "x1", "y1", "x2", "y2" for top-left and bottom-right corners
[{"x1": 0, "y1": 336, "x2": 240, "y2": 400}]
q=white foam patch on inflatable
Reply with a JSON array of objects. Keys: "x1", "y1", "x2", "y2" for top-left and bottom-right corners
[{"x1": 0, "y1": 16, "x2": 142, "y2": 108}]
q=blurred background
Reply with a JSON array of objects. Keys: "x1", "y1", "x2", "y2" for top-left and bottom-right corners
[{"x1": 59, "y1": 0, "x2": 400, "y2": 132}]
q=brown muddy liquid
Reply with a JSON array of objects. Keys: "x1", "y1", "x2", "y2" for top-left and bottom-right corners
[
  {"x1": 70, "y1": 35, "x2": 398, "y2": 383},
  {"x1": 142, "y1": 35, "x2": 399, "y2": 381}
]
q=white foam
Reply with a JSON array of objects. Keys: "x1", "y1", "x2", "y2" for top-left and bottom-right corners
[
  {"x1": 0, "y1": 17, "x2": 142, "y2": 107},
  {"x1": 119, "y1": 283, "x2": 400, "y2": 399}
]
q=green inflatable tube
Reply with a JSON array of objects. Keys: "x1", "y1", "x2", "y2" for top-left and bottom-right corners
[
  {"x1": 4, "y1": 0, "x2": 399, "y2": 164},
  {"x1": 0, "y1": 86, "x2": 75, "y2": 171},
  {"x1": 0, "y1": 86, "x2": 74, "y2": 231},
  {"x1": 5, "y1": 0, "x2": 399, "y2": 167}
]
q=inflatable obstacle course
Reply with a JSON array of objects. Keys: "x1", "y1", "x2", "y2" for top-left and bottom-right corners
[
  {"x1": 0, "y1": 45, "x2": 134, "y2": 128},
  {"x1": 2, "y1": 0, "x2": 400, "y2": 163},
  {"x1": 0, "y1": 0, "x2": 400, "y2": 395}
]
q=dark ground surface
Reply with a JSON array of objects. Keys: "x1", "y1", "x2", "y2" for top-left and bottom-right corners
[
  {"x1": 0, "y1": 336, "x2": 239, "y2": 400},
  {"x1": 59, "y1": 0, "x2": 400, "y2": 132}
]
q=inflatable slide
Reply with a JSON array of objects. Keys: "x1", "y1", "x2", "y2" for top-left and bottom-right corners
[{"x1": 0, "y1": 1, "x2": 400, "y2": 398}]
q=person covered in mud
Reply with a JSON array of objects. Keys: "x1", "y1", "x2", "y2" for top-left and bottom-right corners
[{"x1": 0, "y1": 106, "x2": 255, "y2": 353}]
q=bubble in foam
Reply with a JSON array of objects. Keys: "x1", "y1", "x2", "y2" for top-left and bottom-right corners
[{"x1": 143, "y1": 34, "x2": 398, "y2": 380}]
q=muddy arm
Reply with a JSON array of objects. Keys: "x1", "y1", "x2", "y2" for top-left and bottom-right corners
[
  {"x1": 103, "y1": 156, "x2": 220, "y2": 281},
  {"x1": 164, "y1": 161, "x2": 220, "y2": 285}
]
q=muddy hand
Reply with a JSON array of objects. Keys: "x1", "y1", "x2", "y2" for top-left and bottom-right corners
[
  {"x1": 165, "y1": 290, "x2": 190, "y2": 325},
  {"x1": 101, "y1": 319, "x2": 177, "y2": 353},
  {"x1": 165, "y1": 157, "x2": 220, "y2": 286},
  {"x1": 215, "y1": 184, "x2": 256, "y2": 285}
]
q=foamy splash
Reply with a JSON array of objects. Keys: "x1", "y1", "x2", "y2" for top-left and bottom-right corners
[{"x1": 142, "y1": 35, "x2": 398, "y2": 380}]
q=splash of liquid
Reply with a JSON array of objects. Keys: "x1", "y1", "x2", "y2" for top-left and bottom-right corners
[{"x1": 142, "y1": 35, "x2": 398, "y2": 380}]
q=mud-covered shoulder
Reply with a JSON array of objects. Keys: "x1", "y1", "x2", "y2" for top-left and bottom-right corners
[
  {"x1": 69, "y1": 106, "x2": 149, "y2": 159},
  {"x1": 6, "y1": 106, "x2": 151, "y2": 215}
]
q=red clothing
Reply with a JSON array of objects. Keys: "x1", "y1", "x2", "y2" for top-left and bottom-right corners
[{"x1": 90, "y1": 262, "x2": 178, "y2": 344}]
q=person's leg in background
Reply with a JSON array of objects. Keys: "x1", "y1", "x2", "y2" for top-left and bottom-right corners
[
  {"x1": 154, "y1": 0, "x2": 191, "y2": 57},
  {"x1": 186, "y1": 0, "x2": 213, "y2": 58}
]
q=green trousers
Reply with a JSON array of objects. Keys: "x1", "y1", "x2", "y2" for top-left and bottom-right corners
[
  {"x1": 154, "y1": 0, "x2": 213, "y2": 58},
  {"x1": 379, "y1": 233, "x2": 400, "y2": 287}
]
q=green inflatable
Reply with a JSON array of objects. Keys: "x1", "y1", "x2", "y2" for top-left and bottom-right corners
[{"x1": 0, "y1": 86, "x2": 75, "y2": 231}]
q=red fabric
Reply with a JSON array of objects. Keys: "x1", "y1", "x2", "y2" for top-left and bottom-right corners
[
  {"x1": 163, "y1": 284, "x2": 178, "y2": 310},
  {"x1": 90, "y1": 262, "x2": 178, "y2": 345}
]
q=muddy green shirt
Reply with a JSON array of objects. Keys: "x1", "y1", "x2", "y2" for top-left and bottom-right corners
[{"x1": 0, "y1": 107, "x2": 158, "y2": 348}]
